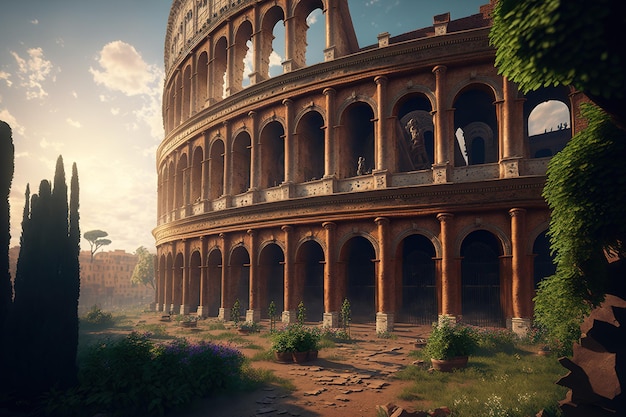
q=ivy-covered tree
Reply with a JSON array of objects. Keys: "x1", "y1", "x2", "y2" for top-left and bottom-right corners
[
  {"x1": 0, "y1": 121, "x2": 13, "y2": 330},
  {"x1": 7, "y1": 156, "x2": 81, "y2": 404},
  {"x1": 490, "y1": 0, "x2": 626, "y2": 130},
  {"x1": 131, "y1": 245, "x2": 156, "y2": 289}
]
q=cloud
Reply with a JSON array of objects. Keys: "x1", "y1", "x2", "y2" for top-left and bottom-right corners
[
  {"x1": 11, "y1": 47, "x2": 55, "y2": 100},
  {"x1": 0, "y1": 71, "x2": 12, "y2": 87},
  {"x1": 30, "y1": 19, "x2": 39, "y2": 25},
  {"x1": 528, "y1": 100, "x2": 570, "y2": 136},
  {"x1": 307, "y1": 9, "x2": 322, "y2": 25},
  {"x1": 269, "y1": 51, "x2": 282, "y2": 68},
  {"x1": 0, "y1": 108, "x2": 24, "y2": 136},
  {"x1": 39, "y1": 137, "x2": 64, "y2": 151},
  {"x1": 90, "y1": 40, "x2": 161, "y2": 97},
  {"x1": 90, "y1": 41, "x2": 163, "y2": 139},
  {"x1": 66, "y1": 118, "x2": 82, "y2": 128}
]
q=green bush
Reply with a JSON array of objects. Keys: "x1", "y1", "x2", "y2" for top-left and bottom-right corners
[
  {"x1": 424, "y1": 319, "x2": 477, "y2": 360},
  {"x1": 271, "y1": 324, "x2": 320, "y2": 353},
  {"x1": 81, "y1": 305, "x2": 114, "y2": 328},
  {"x1": 76, "y1": 332, "x2": 245, "y2": 416}
]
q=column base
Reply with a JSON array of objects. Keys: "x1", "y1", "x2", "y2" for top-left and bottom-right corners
[
  {"x1": 196, "y1": 305, "x2": 208, "y2": 318},
  {"x1": 499, "y1": 156, "x2": 522, "y2": 178},
  {"x1": 246, "y1": 309, "x2": 261, "y2": 323},
  {"x1": 281, "y1": 310, "x2": 297, "y2": 324},
  {"x1": 376, "y1": 312, "x2": 395, "y2": 333},
  {"x1": 432, "y1": 162, "x2": 451, "y2": 184},
  {"x1": 323, "y1": 312, "x2": 339, "y2": 328},
  {"x1": 180, "y1": 305, "x2": 190, "y2": 315},
  {"x1": 438, "y1": 314, "x2": 457, "y2": 325},
  {"x1": 218, "y1": 307, "x2": 231, "y2": 322},
  {"x1": 169, "y1": 304, "x2": 179, "y2": 315},
  {"x1": 511, "y1": 317, "x2": 531, "y2": 338}
]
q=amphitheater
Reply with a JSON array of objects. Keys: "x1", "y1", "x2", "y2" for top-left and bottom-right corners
[{"x1": 153, "y1": 0, "x2": 586, "y2": 334}]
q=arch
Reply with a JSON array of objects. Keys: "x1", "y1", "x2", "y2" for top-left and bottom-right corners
[
  {"x1": 229, "y1": 245, "x2": 251, "y2": 313},
  {"x1": 455, "y1": 223, "x2": 512, "y2": 257},
  {"x1": 197, "y1": 51, "x2": 208, "y2": 110},
  {"x1": 231, "y1": 131, "x2": 251, "y2": 194},
  {"x1": 532, "y1": 230, "x2": 555, "y2": 290},
  {"x1": 206, "y1": 248, "x2": 223, "y2": 317},
  {"x1": 173, "y1": 252, "x2": 184, "y2": 313},
  {"x1": 338, "y1": 101, "x2": 375, "y2": 179},
  {"x1": 460, "y1": 230, "x2": 505, "y2": 327},
  {"x1": 213, "y1": 36, "x2": 228, "y2": 100},
  {"x1": 175, "y1": 153, "x2": 188, "y2": 209},
  {"x1": 167, "y1": 160, "x2": 176, "y2": 213},
  {"x1": 174, "y1": 71, "x2": 182, "y2": 127},
  {"x1": 396, "y1": 233, "x2": 438, "y2": 325},
  {"x1": 453, "y1": 84, "x2": 499, "y2": 166},
  {"x1": 182, "y1": 64, "x2": 192, "y2": 120},
  {"x1": 165, "y1": 252, "x2": 174, "y2": 312},
  {"x1": 259, "y1": 120, "x2": 285, "y2": 188},
  {"x1": 158, "y1": 254, "x2": 167, "y2": 310},
  {"x1": 339, "y1": 235, "x2": 377, "y2": 322},
  {"x1": 209, "y1": 138, "x2": 225, "y2": 200},
  {"x1": 294, "y1": 110, "x2": 325, "y2": 182},
  {"x1": 398, "y1": 106, "x2": 435, "y2": 172},
  {"x1": 260, "y1": 5, "x2": 285, "y2": 79},
  {"x1": 258, "y1": 242, "x2": 285, "y2": 317},
  {"x1": 191, "y1": 146, "x2": 203, "y2": 203},
  {"x1": 295, "y1": 239, "x2": 325, "y2": 321},
  {"x1": 188, "y1": 250, "x2": 202, "y2": 313},
  {"x1": 525, "y1": 86, "x2": 572, "y2": 158},
  {"x1": 232, "y1": 20, "x2": 253, "y2": 92},
  {"x1": 292, "y1": 0, "x2": 325, "y2": 69}
]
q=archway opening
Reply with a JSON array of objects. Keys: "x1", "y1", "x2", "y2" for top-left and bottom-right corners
[
  {"x1": 342, "y1": 236, "x2": 376, "y2": 323},
  {"x1": 259, "y1": 243, "x2": 285, "y2": 318},
  {"x1": 296, "y1": 240, "x2": 325, "y2": 321},
  {"x1": 398, "y1": 234, "x2": 437, "y2": 325}
]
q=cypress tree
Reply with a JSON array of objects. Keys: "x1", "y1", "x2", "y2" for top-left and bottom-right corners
[{"x1": 0, "y1": 121, "x2": 13, "y2": 332}]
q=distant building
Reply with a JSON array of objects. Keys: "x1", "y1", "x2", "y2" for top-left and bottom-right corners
[
  {"x1": 154, "y1": 0, "x2": 584, "y2": 335},
  {"x1": 8, "y1": 247, "x2": 154, "y2": 311}
]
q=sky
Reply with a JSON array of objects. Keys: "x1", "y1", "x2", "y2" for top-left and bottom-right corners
[{"x1": 1, "y1": 0, "x2": 563, "y2": 254}]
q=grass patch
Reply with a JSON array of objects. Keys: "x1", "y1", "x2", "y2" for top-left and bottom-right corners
[{"x1": 396, "y1": 348, "x2": 566, "y2": 416}]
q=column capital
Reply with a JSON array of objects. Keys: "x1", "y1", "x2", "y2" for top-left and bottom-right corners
[
  {"x1": 374, "y1": 75, "x2": 388, "y2": 85},
  {"x1": 247, "y1": 228, "x2": 256, "y2": 237},
  {"x1": 322, "y1": 87, "x2": 336, "y2": 97},
  {"x1": 282, "y1": 98, "x2": 293, "y2": 107},
  {"x1": 281, "y1": 225, "x2": 293, "y2": 233},
  {"x1": 509, "y1": 208, "x2": 527, "y2": 218},
  {"x1": 322, "y1": 221, "x2": 336, "y2": 230},
  {"x1": 248, "y1": 110, "x2": 256, "y2": 118},
  {"x1": 374, "y1": 216, "x2": 390, "y2": 226},
  {"x1": 436, "y1": 212, "x2": 454, "y2": 223},
  {"x1": 432, "y1": 65, "x2": 447, "y2": 75}
]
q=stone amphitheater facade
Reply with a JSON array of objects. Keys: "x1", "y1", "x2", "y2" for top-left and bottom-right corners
[{"x1": 154, "y1": 0, "x2": 586, "y2": 334}]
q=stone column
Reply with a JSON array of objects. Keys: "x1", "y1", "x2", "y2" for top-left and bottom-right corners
[
  {"x1": 323, "y1": 88, "x2": 336, "y2": 179},
  {"x1": 374, "y1": 76, "x2": 388, "y2": 173},
  {"x1": 282, "y1": 225, "x2": 296, "y2": 323},
  {"x1": 375, "y1": 217, "x2": 394, "y2": 333},
  {"x1": 432, "y1": 65, "x2": 451, "y2": 184},
  {"x1": 437, "y1": 213, "x2": 458, "y2": 320},
  {"x1": 510, "y1": 208, "x2": 531, "y2": 336},
  {"x1": 248, "y1": 111, "x2": 258, "y2": 191},
  {"x1": 283, "y1": 99, "x2": 294, "y2": 184},
  {"x1": 322, "y1": 221, "x2": 339, "y2": 327},
  {"x1": 197, "y1": 237, "x2": 208, "y2": 317},
  {"x1": 499, "y1": 78, "x2": 525, "y2": 178},
  {"x1": 323, "y1": 1, "x2": 336, "y2": 60},
  {"x1": 218, "y1": 232, "x2": 231, "y2": 321},
  {"x1": 222, "y1": 121, "x2": 232, "y2": 200},
  {"x1": 181, "y1": 240, "x2": 190, "y2": 314},
  {"x1": 246, "y1": 229, "x2": 261, "y2": 322},
  {"x1": 201, "y1": 132, "x2": 210, "y2": 202},
  {"x1": 282, "y1": 15, "x2": 295, "y2": 72}
]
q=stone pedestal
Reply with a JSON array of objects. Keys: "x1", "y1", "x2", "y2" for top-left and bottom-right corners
[
  {"x1": 500, "y1": 156, "x2": 521, "y2": 178},
  {"x1": 246, "y1": 309, "x2": 261, "y2": 323},
  {"x1": 180, "y1": 304, "x2": 190, "y2": 315},
  {"x1": 511, "y1": 317, "x2": 531, "y2": 337},
  {"x1": 432, "y1": 163, "x2": 451, "y2": 184},
  {"x1": 323, "y1": 312, "x2": 339, "y2": 328},
  {"x1": 281, "y1": 310, "x2": 297, "y2": 324},
  {"x1": 196, "y1": 305, "x2": 208, "y2": 318},
  {"x1": 376, "y1": 312, "x2": 394, "y2": 333},
  {"x1": 218, "y1": 307, "x2": 230, "y2": 322},
  {"x1": 438, "y1": 314, "x2": 457, "y2": 325},
  {"x1": 372, "y1": 170, "x2": 388, "y2": 189}
]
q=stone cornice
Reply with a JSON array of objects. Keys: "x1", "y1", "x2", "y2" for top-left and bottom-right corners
[{"x1": 153, "y1": 176, "x2": 546, "y2": 246}]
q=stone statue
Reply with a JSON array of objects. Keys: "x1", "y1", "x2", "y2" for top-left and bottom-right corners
[
  {"x1": 406, "y1": 118, "x2": 430, "y2": 169},
  {"x1": 357, "y1": 156, "x2": 366, "y2": 176}
]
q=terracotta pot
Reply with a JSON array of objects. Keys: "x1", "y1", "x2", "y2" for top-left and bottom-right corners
[
  {"x1": 292, "y1": 351, "x2": 309, "y2": 363},
  {"x1": 308, "y1": 350, "x2": 318, "y2": 361},
  {"x1": 274, "y1": 351, "x2": 292, "y2": 363},
  {"x1": 430, "y1": 356, "x2": 468, "y2": 372},
  {"x1": 181, "y1": 321, "x2": 197, "y2": 328}
]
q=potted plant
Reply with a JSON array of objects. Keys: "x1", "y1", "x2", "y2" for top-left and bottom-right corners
[
  {"x1": 424, "y1": 318, "x2": 476, "y2": 372},
  {"x1": 270, "y1": 324, "x2": 320, "y2": 363},
  {"x1": 237, "y1": 321, "x2": 261, "y2": 334},
  {"x1": 180, "y1": 315, "x2": 199, "y2": 328}
]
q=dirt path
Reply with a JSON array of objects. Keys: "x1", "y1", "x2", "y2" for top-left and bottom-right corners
[{"x1": 162, "y1": 321, "x2": 433, "y2": 417}]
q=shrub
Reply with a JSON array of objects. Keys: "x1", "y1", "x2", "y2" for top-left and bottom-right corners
[
  {"x1": 77, "y1": 332, "x2": 245, "y2": 415},
  {"x1": 81, "y1": 305, "x2": 114, "y2": 328},
  {"x1": 271, "y1": 324, "x2": 320, "y2": 353},
  {"x1": 425, "y1": 319, "x2": 477, "y2": 360}
]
